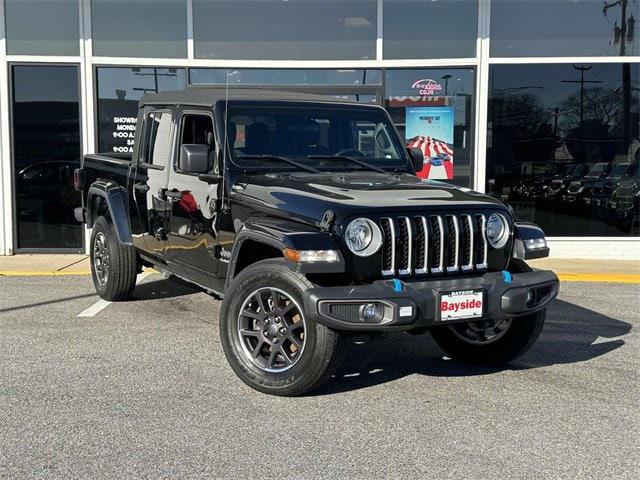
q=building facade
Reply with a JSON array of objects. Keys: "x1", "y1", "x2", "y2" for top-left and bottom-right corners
[{"x1": 0, "y1": 0, "x2": 638, "y2": 258}]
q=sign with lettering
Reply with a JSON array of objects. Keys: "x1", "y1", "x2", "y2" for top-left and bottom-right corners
[
  {"x1": 97, "y1": 99, "x2": 138, "y2": 153},
  {"x1": 405, "y1": 106, "x2": 455, "y2": 180}
]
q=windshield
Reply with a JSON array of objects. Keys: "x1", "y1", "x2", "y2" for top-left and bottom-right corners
[
  {"x1": 622, "y1": 163, "x2": 639, "y2": 179},
  {"x1": 609, "y1": 164, "x2": 629, "y2": 178},
  {"x1": 225, "y1": 105, "x2": 408, "y2": 171},
  {"x1": 588, "y1": 163, "x2": 607, "y2": 176}
]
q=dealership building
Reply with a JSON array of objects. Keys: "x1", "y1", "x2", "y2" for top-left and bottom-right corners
[{"x1": 0, "y1": 0, "x2": 637, "y2": 259}]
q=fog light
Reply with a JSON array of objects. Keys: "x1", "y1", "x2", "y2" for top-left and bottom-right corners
[
  {"x1": 526, "y1": 289, "x2": 535, "y2": 306},
  {"x1": 362, "y1": 303, "x2": 378, "y2": 319},
  {"x1": 360, "y1": 302, "x2": 384, "y2": 322}
]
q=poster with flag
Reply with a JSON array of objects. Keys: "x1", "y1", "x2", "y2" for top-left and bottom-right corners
[{"x1": 405, "y1": 107, "x2": 454, "y2": 180}]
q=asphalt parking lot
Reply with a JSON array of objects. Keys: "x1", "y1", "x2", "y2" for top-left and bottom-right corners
[{"x1": 1, "y1": 273, "x2": 638, "y2": 479}]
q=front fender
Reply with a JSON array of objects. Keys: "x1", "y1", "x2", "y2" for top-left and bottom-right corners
[
  {"x1": 87, "y1": 181, "x2": 132, "y2": 245},
  {"x1": 226, "y1": 218, "x2": 345, "y2": 287}
]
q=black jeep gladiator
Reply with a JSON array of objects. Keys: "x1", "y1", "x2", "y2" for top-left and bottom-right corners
[{"x1": 74, "y1": 87, "x2": 558, "y2": 396}]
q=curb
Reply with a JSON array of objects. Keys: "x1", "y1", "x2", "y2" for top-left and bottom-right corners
[{"x1": 0, "y1": 270, "x2": 638, "y2": 284}]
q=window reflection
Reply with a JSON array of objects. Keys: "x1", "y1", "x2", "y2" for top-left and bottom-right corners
[
  {"x1": 96, "y1": 67, "x2": 187, "y2": 153},
  {"x1": 491, "y1": 0, "x2": 639, "y2": 57},
  {"x1": 5, "y1": 0, "x2": 80, "y2": 55},
  {"x1": 189, "y1": 69, "x2": 382, "y2": 86},
  {"x1": 384, "y1": 69, "x2": 475, "y2": 187},
  {"x1": 487, "y1": 63, "x2": 640, "y2": 236},
  {"x1": 383, "y1": 0, "x2": 478, "y2": 59},
  {"x1": 91, "y1": 0, "x2": 187, "y2": 58},
  {"x1": 12, "y1": 65, "x2": 82, "y2": 250},
  {"x1": 193, "y1": 0, "x2": 377, "y2": 60}
]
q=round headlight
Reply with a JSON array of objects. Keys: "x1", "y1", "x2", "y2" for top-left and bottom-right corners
[
  {"x1": 345, "y1": 218, "x2": 382, "y2": 257},
  {"x1": 486, "y1": 213, "x2": 510, "y2": 249}
]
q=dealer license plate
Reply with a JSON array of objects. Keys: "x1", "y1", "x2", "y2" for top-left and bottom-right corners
[{"x1": 439, "y1": 289, "x2": 484, "y2": 322}]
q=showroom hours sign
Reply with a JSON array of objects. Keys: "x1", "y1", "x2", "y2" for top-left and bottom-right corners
[
  {"x1": 97, "y1": 98, "x2": 138, "y2": 153},
  {"x1": 110, "y1": 116, "x2": 137, "y2": 153}
]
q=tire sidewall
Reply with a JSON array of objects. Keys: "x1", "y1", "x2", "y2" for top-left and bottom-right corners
[
  {"x1": 220, "y1": 260, "x2": 332, "y2": 394},
  {"x1": 90, "y1": 215, "x2": 129, "y2": 300},
  {"x1": 90, "y1": 216, "x2": 111, "y2": 297}
]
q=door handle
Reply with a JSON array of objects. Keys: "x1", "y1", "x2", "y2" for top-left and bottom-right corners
[
  {"x1": 165, "y1": 190, "x2": 183, "y2": 201},
  {"x1": 133, "y1": 183, "x2": 149, "y2": 193}
]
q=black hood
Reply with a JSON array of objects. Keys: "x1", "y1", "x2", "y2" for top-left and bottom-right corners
[{"x1": 231, "y1": 171, "x2": 507, "y2": 225}]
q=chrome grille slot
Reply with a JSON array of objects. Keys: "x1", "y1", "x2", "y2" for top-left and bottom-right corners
[
  {"x1": 445, "y1": 215, "x2": 459, "y2": 272},
  {"x1": 475, "y1": 214, "x2": 488, "y2": 269},
  {"x1": 414, "y1": 216, "x2": 428, "y2": 274},
  {"x1": 430, "y1": 215, "x2": 444, "y2": 274},
  {"x1": 461, "y1": 214, "x2": 474, "y2": 271},
  {"x1": 380, "y1": 218, "x2": 395, "y2": 276},
  {"x1": 397, "y1": 217, "x2": 412, "y2": 275}
]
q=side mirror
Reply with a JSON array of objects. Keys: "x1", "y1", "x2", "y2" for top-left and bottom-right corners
[
  {"x1": 179, "y1": 144, "x2": 209, "y2": 174},
  {"x1": 407, "y1": 147, "x2": 425, "y2": 173}
]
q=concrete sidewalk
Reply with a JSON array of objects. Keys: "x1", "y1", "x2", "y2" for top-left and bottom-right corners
[
  {"x1": 0, "y1": 254, "x2": 638, "y2": 283},
  {"x1": 0, "y1": 254, "x2": 90, "y2": 276}
]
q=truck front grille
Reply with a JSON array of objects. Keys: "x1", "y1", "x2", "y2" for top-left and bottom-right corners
[{"x1": 378, "y1": 214, "x2": 489, "y2": 277}]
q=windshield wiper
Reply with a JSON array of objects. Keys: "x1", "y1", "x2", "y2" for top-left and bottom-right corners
[
  {"x1": 236, "y1": 154, "x2": 320, "y2": 174},
  {"x1": 307, "y1": 155, "x2": 388, "y2": 174}
]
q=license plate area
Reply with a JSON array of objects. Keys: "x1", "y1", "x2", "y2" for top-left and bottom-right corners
[{"x1": 438, "y1": 289, "x2": 484, "y2": 322}]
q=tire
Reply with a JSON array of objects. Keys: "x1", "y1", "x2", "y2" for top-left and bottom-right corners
[
  {"x1": 90, "y1": 215, "x2": 138, "y2": 301},
  {"x1": 429, "y1": 311, "x2": 546, "y2": 366},
  {"x1": 219, "y1": 259, "x2": 346, "y2": 396}
]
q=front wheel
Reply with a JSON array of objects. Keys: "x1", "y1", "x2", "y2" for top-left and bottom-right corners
[
  {"x1": 219, "y1": 259, "x2": 346, "y2": 396},
  {"x1": 429, "y1": 311, "x2": 545, "y2": 365}
]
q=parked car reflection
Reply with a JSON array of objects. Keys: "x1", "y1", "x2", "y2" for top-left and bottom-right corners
[{"x1": 15, "y1": 160, "x2": 82, "y2": 249}]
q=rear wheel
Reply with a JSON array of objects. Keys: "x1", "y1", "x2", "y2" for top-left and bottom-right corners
[
  {"x1": 429, "y1": 311, "x2": 545, "y2": 365},
  {"x1": 219, "y1": 259, "x2": 346, "y2": 396},
  {"x1": 90, "y1": 215, "x2": 138, "y2": 301}
]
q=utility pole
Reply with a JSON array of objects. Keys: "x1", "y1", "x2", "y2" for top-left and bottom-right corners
[
  {"x1": 561, "y1": 65, "x2": 603, "y2": 161},
  {"x1": 603, "y1": 0, "x2": 633, "y2": 153},
  {"x1": 549, "y1": 107, "x2": 561, "y2": 162},
  {"x1": 132, "y1": 68, "x2": 178, "y2": 94},
  {"x1": 441, "y1": 74, "x2": 452, "y2": 96}
]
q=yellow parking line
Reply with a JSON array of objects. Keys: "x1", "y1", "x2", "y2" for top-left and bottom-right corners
[
  {"x1": 0, "y1": 270, "x2": 91, "y2": 276},
  {"x1": 1, "y1": 270, "x2": 637, "y2": 284},
  {"x1": 557, "y1": 273, "x2": 640, "y2": 284}
]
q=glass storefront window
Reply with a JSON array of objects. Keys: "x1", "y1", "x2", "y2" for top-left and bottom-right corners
[
  {"x1": 193, "y1": 0, "x2": 377, "y2": 60},
  {"x1": 189, "y1": 69, "x2": 382, "y2": 86},
  {"x1": 96, "y1": 67, "x2": 186, "y2": 153},
  {"x1": 491, "y1": 0, "x2": 640, "y2": 57},
  {"x1": 12, "y1": 65, "x2": 82, "y2": 250},
  {"x1": 5, "y1": 0, "x2": 80, "y2": 55},
  {"x1": 383, "y1": 0, "x2": 478, "y2": 59},
  {"x1": 91, "y1": 0, "x2": 187, "y2": 58},
  {"x1": 487, "y1": 63, "x2": 640, "y2": 236},
  {"x1": 189, "y1": 68, "x2": 383, "y2": 104},
  {"x1": 384, "y1": 69, "x2": 475, "y2": 187}
]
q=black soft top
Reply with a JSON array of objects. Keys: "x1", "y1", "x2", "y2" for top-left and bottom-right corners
[{"x1": 139, "y1": 86, "x2": 374, "y2": 108}]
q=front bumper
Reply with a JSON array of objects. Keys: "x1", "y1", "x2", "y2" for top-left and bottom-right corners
[{"x1": 303, "y1": 270, "x2": 558, "y2": 332}]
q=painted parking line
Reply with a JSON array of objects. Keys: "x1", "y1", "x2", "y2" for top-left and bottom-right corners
[
  {"x1": 0, "y1": 271, "x2": 91, "y2": 276},
  {"x1": 77, "y1": 299, "x2": 112, "y2": 317},
  {"x1": 77, "y1": 271, "x2": 154, "y2": 318},
  {"x1": 556, "y1": 272, "x2": 640, "y2": 284}
]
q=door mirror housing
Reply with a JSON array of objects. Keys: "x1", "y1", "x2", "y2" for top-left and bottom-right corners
[
  {"x1": 407, "y1": 147, "x2": 425, "y2": 173},
  {"x1": 179, "y1": 144, "x2": 209, "y2": 174}
]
